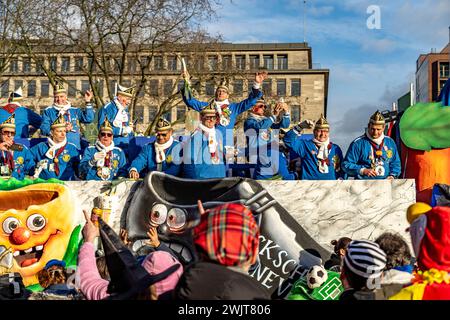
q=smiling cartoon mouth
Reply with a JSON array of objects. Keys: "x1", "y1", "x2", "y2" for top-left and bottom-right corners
[{"x1": 12, "y1": 230, "x2": 60, "y2": 268}]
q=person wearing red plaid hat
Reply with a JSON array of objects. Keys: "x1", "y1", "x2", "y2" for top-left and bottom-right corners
[{"x1": 174, "y1": 202, "x2": 269, "y2": 300}]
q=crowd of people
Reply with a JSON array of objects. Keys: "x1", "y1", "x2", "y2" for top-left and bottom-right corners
[{"x1": 0, "y1": 71, "x2": 401, "y2": 182}]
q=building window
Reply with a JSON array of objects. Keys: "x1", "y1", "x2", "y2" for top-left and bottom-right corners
[
  {"x1": 176, "y1": 105, "x2": 186, "y2": 121},
  {"x1": 291, "y1": 105, "x2": 301, "y2": 123},
  {"x1": 233, "y1": 79, "x2": 243, "y2": 95},
  {"x1": 163, "y1": 110, "x2": 172, "y2": 122},
  {"x1": 222, "y1": 55, "x2": 232, "y2": 70},
  {"x1": 0, "y1": 58, "x2": 5, "y2": 72},
  {"x1": 181, "y1": 56, "x2": 190, "y2": 70},
  {"x1": 263, "y1": 55, "x2": 274, "y2": 70},
  {"x1": 235, "y1": 55, "x2": 246, "y2": 70},
  {"x1": 67, "y1": 80, "x2": 77, "y2": 97},
  {"x1": 262, "y1": 79, "x2": 272, "y2": 96},
  {"x1": 128, "y1": 58, "x2": 137, "y2": 73},
  {"x1": 81, "y1": 80, "x2": 90, "y2": 94},
  {"x1": 109, "y1": 80, "x2": 117, "y2": 97},
  {"x1": 440, "y1": 62, "x2": 449, "y2": 78},
  {"x1": 148, "y1": 106, "x2": 158, "y2": 123},
  {"x1": 195, "y1": 56, "x2": 205, "y2": 70},
  {"x1": 177, "y1": 80, "x2": 184, "y2": 92},
  {"x1": 249, "y1": 55, "x2": 260, "y2": 69},
  {"x1": 154, "y1": 56, "x2": 163, "y2": 70},
  {"x1": 95, "y1": 80, "x2": 104, "y2": 98},
  {"x1": 88, "y1": 57, "x2": 97, "y2": 72},
  {"x1": 27, "y1": 80, "x2": 36, "y2": 97},
  {"x1": 35, "y1": 58, "x2": 45, "y2": 74},
  {"x1": 149, "y1": 79, "x2": 159, "y2": 96},
  {"x1": 61, "y1": 57, "x2": 70, "y2": 73},
  {"x1": 277, "y1": 55, "x2": 288, "y2": 70},
  {"x1": 277, "y1": 79, "x2": 286, "y2": 96},
  {"x1": 208, "y1": 56, "x2": 218, "y2": 71},
  {"x1": 134, "y1": 105, "x2": 144, "y2": 124},
  {"x1": 113, "y1": 57, "x2": 121, "y2": 72},
  {"x1": 49, "y1": 57, "x2": 57, "y2": 72},
  {"x1": 136, "y1": 82, "x2": 145, "y2": 97},
  {"x1": 14, "y1": 80, "x2": 23, "y2": 91},
  {"x1": 164, "y1": 79, "x2": 173, "y2": 96},
  {"x1": 291, "y1": 79, "x2": 301, "y2": 96},
  {"x1": 41, "y1": 80, "x2": 49, "y2": 97},
  {"x1": 75, "y1": 57, "x2": 84, "y2": 72},
  {"x1": 9, "y1": 59, "x2": 18, "y2": 72},
  {"x1": 167, "y1": 56, "x2": 177, "y2": 71},
  {"x1": 23, "y1": 58, "x2": 32, "y2": 73},
  {"x1": 1, "y1": 81, "x2": 9, "y2": 98},
  {"x1": 140, "y1": 56, "x2": 150, "y2": 69},
  {"x1": 205, "y1": 81, "x2": 215, "y2": 96}
]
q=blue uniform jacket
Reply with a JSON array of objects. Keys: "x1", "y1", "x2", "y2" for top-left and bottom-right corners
[
  {"x1": 284, "y1": 129, "x2": 344, "y2": 180},
  {"x1": 40, "y1": 104, "x2": 94, "y2": 149},
  {"x1": 253, "y1": 146, "x2": 296, "y2": 180},
  {"x1": 181, "y1": 84, "x2": 263, "y2": 147},
  {"x1": 181, "y1": 129, "x2": 226, "y2": 179},
  {"x1": 79, "y1": 146, "x2": 127, "y2": 181},
  {"x1": 129, "y1": 140, "x2": 182, "y2": 177},
  {"x1": 342, "y1": 134, "x2": 401, "y2": 179},
  {"x1": 0, "y1": 145, "x2": 35, "y2": 179},
  {"x1": 0, "y1": 105, "x2": 42, "y2": 138},
  {"x1": 97, "y1": 100, "x2": 134, "y2": 152},
  {"x1": 30, "y1": 142, "x2": 80, "y2": 180}
]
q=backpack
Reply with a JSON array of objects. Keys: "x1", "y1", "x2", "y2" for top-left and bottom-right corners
[{"x1": 0, "y1": 272, "x2": 31, "y2": 300}]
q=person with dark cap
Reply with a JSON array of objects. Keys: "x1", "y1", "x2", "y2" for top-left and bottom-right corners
[
  {"x1": 283, "y1": 114, "x2": 344, "y2": 180},
  {"x1": 78, "y1": 209, "x2": 183, "y2": 300},
  {"x1": 343, "y1": 110, "x2": 401, "y2": 179},
  {"x1": 79, "y1": 117, "x2": 127, "y2": 181},
  {"x1": 324, "y1": 236, "x2": 352, "y2": 272},
  {"x1": 0, "y1": 87, "x2": 42, "y2": 138},
  {"x1": 0, "y1": 114, "x2": 35, "y2": 179},
  {"x1": 390, "y1": 203, "x2": 450, "y2": 300},
  {"x1": 129, "y1": 117, "x2": 182, "y2": 179},
  {"x1": 174, "y1": 202, "x2": 270, "y2": 300},
  {"x1": 181, "y1": 104, "x2": 226, "y2": 179},
  {"x1": 40, "y1": 82, "x2": 94, "y2": 150},
  {"x1": 339, "y1": 239, "x2": 387, "y2": 300}
]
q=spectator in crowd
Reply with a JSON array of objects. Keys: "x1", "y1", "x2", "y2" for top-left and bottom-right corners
[
  {"x1": 174, "y1": 201, "x2": 270, "y2": 300},
  {"x1": 283, "y1": 114, "x2": 344, "y2": 180},
  {"x1": 0, "y1": 114, "x2": 35, "y2": 179},
  {"x1": 31, "y1": 114, "x2": 80, "y2": 180},
  {"x1": 129, "y1": 118, "x2": 182, "y2": 179},
  {"x1": 97, "y1": 84, "x2": 134, "y2": 153},
  {"x1": 0, "y1": 87, "x2": 42, "y2": 138},
  {"x1": 324, "y1": 237, "x2": 352, "y2": 272},
  {"x1": 181, "y1": 104, "x2": 226, "y2": 179},
  {"x1": 339, "y1": 240, "x2": 387, "y2": 300},
  {"x1": 390, "y1": 204, "x2": 450, "y2": 300},
  {"x1": 78, "y1": 209, "x2": 183, "y2": 300},
  {"x1": 374, "y1": 232, "x2": 414, "y2": 298},
  {"x1": 79, "y1": 117, "x2": 127, "y2": 181},
  {"x1": 40, "y1": 82, "x2": 94, "y2": 150},
  {"x1": 181, "y1": 70, "x2": 267, "y2": 150},
  {"x1": 343, "y1": 110, "x2": 401, "y2": 180}
]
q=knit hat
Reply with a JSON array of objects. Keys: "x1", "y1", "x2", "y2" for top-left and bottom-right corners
[
  {"x1": 193, "y1": 203, "x2": 259, "y2": 267},
  {"x1": 343, "y1": 240, "x2": 387, "y2": 279},
  {"x1": 141, "y1": 251, "x2": 183, "y2": 296}
]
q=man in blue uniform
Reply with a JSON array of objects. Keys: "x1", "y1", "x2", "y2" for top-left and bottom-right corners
[
  {"x1": 97, "y1": 84, "x2": 134, "y2": 152},
  {"x1": 181, "y1": 70, "x2": 267, "y2": 149},
  {"x1": 79, "y1": 117, "x2": 127, "y2": 181},
  {"x1": 0, "y1": 87, "x2": 42, "y2": 138},
  {"x1": 283, "y1": 114, "x2": 344, "y2": 180},
  {"x1": 40, "y1": 82, "x2": 94, "y2": 149},
  {"x1": 182, "y1": 104, "x2": 226, "y2": 179},
  {"x1": 129, "y1": 117, "x2": 182, "y2": 179},
  {"x1": 343, "y1": 111, "x2": 401, "y2": 180},
  {"x1": 0, "y1": 114, "x2": 35, "y2": 179},
  {"x1": 31, "y1": 114, "x2": 80, "y2": 180}
]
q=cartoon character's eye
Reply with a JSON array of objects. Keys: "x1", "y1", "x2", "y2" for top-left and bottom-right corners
[
  {"x1": 167, "y1": 208, "x2": 187, "y2": 230},
  {"x1": 150, "y1": 204, "x2": 168, "y2": 226},
  {"x1": 2, "y1": 217, "x2": 20, "y2": 234},
  {"x1": 27, "y1": 214, "x2": 46, "y2": 232}
]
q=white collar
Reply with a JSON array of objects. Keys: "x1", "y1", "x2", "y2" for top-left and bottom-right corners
[
  {"x1": 365, "y1": 130, "x2": 385, "y2": 145},
  {"x1": 95, "y1": 140, "x2": 115, "y2": 153}
]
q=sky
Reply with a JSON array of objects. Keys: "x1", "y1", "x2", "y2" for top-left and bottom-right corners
[{"x1": 204, "y1": 0, "x2": 450, "y2": 152}]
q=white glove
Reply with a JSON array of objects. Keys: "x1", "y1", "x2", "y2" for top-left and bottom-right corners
[
  {"x1": 122, "y1": 126, "x2": 133, "y2": 135},
  {"x1": 298, "y1": 119, "x2": 315, "y2": 130},
  {"x1": 93, "y1": 152, "x2": 106, "y2": 161},
  {"x1": 38, "y1": 159, "x2": 48, "y2": 169}
]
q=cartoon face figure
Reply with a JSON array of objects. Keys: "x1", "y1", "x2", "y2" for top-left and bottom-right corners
[{"x1": 0, "y1": 183, "x2": 75, "y2": 286}]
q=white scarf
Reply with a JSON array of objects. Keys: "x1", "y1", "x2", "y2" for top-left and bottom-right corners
[
  {"x1": 248, "y1": 113, "x2": 266, "y2": 122},
  {"x1": 53, "y1": 102, "x2": 72, "y2": 115},
  {"x1": 199, "y1": 123, "x2": 217, "y2": 155},
  {"x1": 8, "y1": 102, "x2": 21, "y2": 107},
  {"x1": 366, "y1": 130, "x2": 385, "y2": 145},
  {"x1": 112, "y1": 98, "x2": 129, "y2": 128},
  {"x1": 313, "y1": 138, "x2": 330, "y2": 174},
  {"x1": 95, "y1": 140, "x2": 115, "y2": 167},
  {"x1": 45, "y1": 137, "x2": 67, "y2": 159},
  {"x1": 213, "y1": 99, "x2": 230, "y2": 126},
  {"x1": 154, "y1": 136, "x2": 174, "y2": 164}
]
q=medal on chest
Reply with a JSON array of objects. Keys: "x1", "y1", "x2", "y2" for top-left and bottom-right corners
[
  {"x1": 370, "y1": 140, "x2": 386, "y2": 176},
  {"x1": 97, "y1": 152, "x2": 112, "y2": 179}
]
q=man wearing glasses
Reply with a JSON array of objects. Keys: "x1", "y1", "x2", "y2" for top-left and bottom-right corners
[
  {"x1": 182, "y1": 104, "x2": 226, "y2": 179},
  {"x1": 79, "y1": 117, "x2": 127, "y2": 181},
  {"x1": 0, "y1": 114, "x2": 35, "y2": 179},
  {"x1": 128, "y1": 117, "x2": 181, "y2": 179}
]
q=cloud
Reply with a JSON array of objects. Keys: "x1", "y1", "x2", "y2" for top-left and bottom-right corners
[{"x1": 361, "y1": 38, "x2": 398, "y2": 53}]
